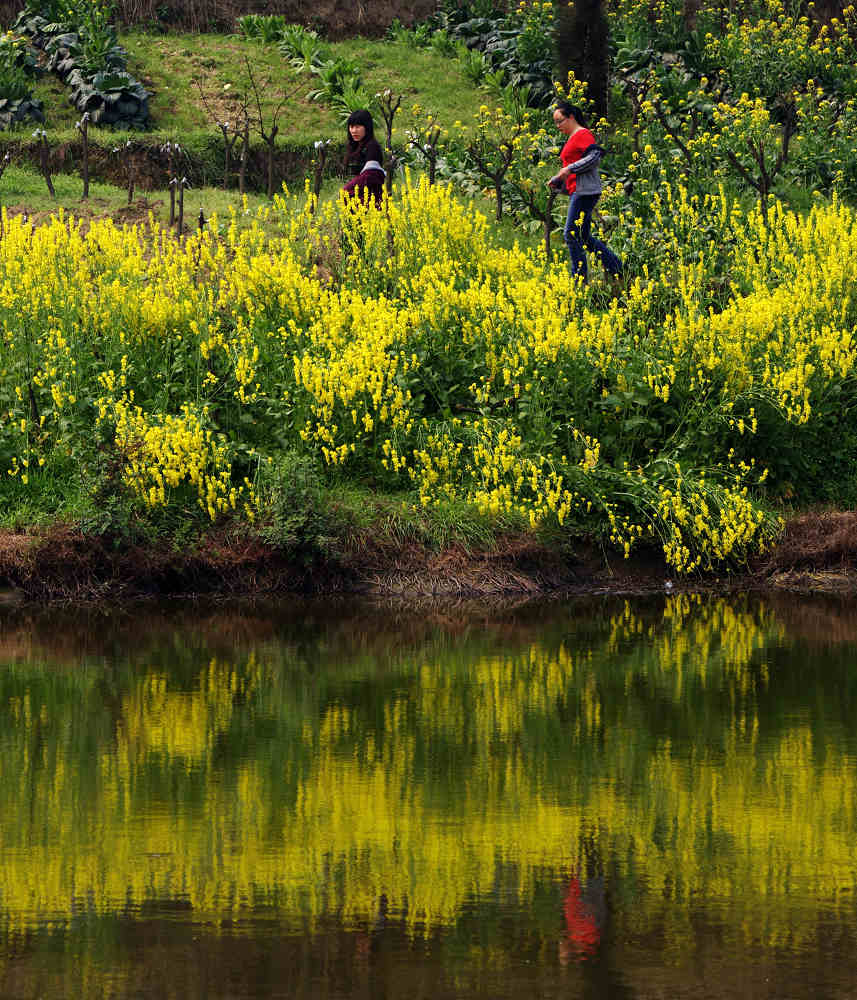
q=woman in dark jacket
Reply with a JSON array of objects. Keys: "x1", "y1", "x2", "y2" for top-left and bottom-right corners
[{"x1": 342, "y1": 109, "x2": 386, "y2": 206}]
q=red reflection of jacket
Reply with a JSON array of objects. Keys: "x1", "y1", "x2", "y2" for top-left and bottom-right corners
[{"x1": 564, "y1": 876, "x2": 601, "y2": 956}]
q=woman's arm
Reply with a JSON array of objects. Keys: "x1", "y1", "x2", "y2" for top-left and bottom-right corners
[
  {"x1": 566, "y1": 144, "x2": 604, "y2": 175},
  {"x1": 549, "y1": 144, "x2": 604, "y2": 187}
]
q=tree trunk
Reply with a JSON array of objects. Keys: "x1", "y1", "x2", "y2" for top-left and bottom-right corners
[
  {"x1": 79, "y1": 120, "x2": 89, "y2": 199},
  {"x1": 239, "y1": 121, "x2": 249, "y2": 197},
  {"x1": 544, "y1": 188, "x2": 558, "y2": 258},
  {"x1": 39, "y1": 136, "x2": 55, "y2": 198},
  {"x1": 683, "y1": 0, "x2": 702, "y2": 31},
  {"x1": 555, "y1": 0, "x2": 610, "y2": 120}
]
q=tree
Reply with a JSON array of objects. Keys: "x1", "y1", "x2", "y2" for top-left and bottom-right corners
[
  {"x1": 244, "y1": 56, "x2": 301, "y2": 199},
  {"x1": 467, "y1": 106, "x2": 527, "y2": 222}
]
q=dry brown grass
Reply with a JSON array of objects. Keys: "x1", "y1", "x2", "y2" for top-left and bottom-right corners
[
  {"x1": 0, "y1": 0, "x2": 437, "y2": 35},
  {"x1": 759, "y1": 511, "x2": 857, "y2": 571},
  {"x1": 3, "y1": 509, "x2": 857, "y2": 602}
]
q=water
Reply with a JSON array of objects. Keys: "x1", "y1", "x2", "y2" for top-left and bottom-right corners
[{"x1": 0, "y1": 593, "x2": 856, "y2": 999}]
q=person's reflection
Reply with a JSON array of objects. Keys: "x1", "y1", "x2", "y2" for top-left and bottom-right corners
[
  {"x1": 559, "y1": 869, "x2": 606, "y2": 963},
  {"x1": 354, "y1": 893, "x2": 389, "y2": 965}
]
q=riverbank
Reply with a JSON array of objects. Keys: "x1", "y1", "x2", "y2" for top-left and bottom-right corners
[{"x1": 1, "y1": 511, "x2": 856, "y2": 602}]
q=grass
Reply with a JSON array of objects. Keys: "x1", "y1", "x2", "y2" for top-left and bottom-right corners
[
  {"x1": 327, "y1": 38, "x2": 481, "y2": 130},
  {"x1": 322, "y1": 482, "x2": 527, "y2": 553},
  {"x1": 22, "y1": 30, "x2": 482, "y2": 147},
  {"x1": 0, "y1": 160, "x2": 309, "y2": 226}
]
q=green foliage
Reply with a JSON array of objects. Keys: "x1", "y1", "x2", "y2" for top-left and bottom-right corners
[
  {"x1": 456, "y1": 42, "x2": 489, "y2": 85},
  {"x1": 787, "y1": 88, "x2": 857, "y2": 200},
  {"x1": 0, "y1": 35, "x2": 37, "y2": 105},
  {"x1": 253, "y1": 450, "x2": 326, "y2": 553},
  {"x1": 280, "y1": 26, "x2": 327, "y2": 72},
  {"x1": 329, "y1": 80, "x2": 379, "y2": 121},
  {"x1": 705, "y1": 5, "x2": 857, "y2": 105},
  {"x1": 0, "y1": 32, "x2": 42, "y2": 128},
  {"x1": 385, "y1": 18, "x2": 432, "y2": 47},
  {"x1": 16, "y1": 0, "x2": 68, "y2": 20},
  {"x1": 429, "y1": 28, "x2": 458, "y2": 58},
  {"x1": 306, "y1": 56, "x2": 362, "y2": 105},
  {"x1": 15, "y1": 0, "x2": 150, "y2": 128},
  {"x1": 0, "y1": 95, "x2": 44, "y2": 127},
  {"x1": 427, "y1": 0, "x2": 557, "y2": 106},
  {"x1": 68, "y1": 67, "x2": 149, "y2": 126},
  {"x1": 45, "y1": 29, "x2": 126, "y2": 79},
  {"x1": 236, "y1": 13, "x2": 288, "y2": 44}
]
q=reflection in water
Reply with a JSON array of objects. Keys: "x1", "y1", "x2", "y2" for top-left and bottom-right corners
[{"x1": 0, "y1": 594, "x2": 857, "y2": 997}]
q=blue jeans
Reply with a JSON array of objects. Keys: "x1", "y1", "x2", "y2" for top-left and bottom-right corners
[{"x1": 563, "y1": 193, "x2": 622, "y2": 281}]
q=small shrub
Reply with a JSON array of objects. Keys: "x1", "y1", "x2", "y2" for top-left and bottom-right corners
[
  {"x1": 429, "y1": 29, "x2": 458, "y2": 58},
  {"x1": 278, "y1": 23, "x2": 320, "y2": 59},
  {"x1": 457, "y1": 42, "x2": 489, "y2": 85},
  {"x1": 254, "y1": 451, "x2": 324, "y2": 553},
  {"x1": 306, "y1": 57, "x2": 361, "y2": 104},
  {"x1": 0, "y1": 32, "x2": 42, "y2": 128},
  {"x1": 386, "y1": 18, "x2": 432, "y2": 47},
  {"x1": 284, "y1": 32, "x2": 328, "y2": 74}
]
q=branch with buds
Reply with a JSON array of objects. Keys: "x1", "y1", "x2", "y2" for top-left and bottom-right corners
[
  {"x1": 407, "y1": 124, "x2": 442, "y2": 185},
  {"x1": 177, "y1": 176, "x2": 191, "y2": 235},
  {"x1": 311, "y1": 138, "x2": 332, "y2": 211},
  {"x1": 244, "y1": 56, "x2": 301, "y2": 198},
  {"x1": 377, "y1": 89, "x2": 402, "y2": 195},
  {"x1": 161, "y1": 141, "x2": 184, "y2": 226},
  {"x1": 112, "y1": 139, "x2": 137, "y2": 204},
  {"x1": 76, "y1": 112, "x2": 90, "y2": 199},
  {"x1": 467, "y1": 120, "x2": 525, "y2": 222},
  {"x1": 194, "y1": 79, "x2": 246, "y2": 190}
]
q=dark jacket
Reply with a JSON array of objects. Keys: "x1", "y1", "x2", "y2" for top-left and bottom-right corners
[{"x1": 345, "y1": 137, "x2": 384, "y2": 175}]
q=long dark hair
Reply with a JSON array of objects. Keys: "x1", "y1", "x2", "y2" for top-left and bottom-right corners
[
  {"x1": 344, "y1": 108, "x2": 376, "y2": 167},
  {"x1": 555, "y1": 102, "x2": 588, "y2": 128}
]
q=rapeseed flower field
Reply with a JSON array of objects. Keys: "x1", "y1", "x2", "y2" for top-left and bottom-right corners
[{"x1": 0, "y1": 174, "x2": 855, "y2": 571}]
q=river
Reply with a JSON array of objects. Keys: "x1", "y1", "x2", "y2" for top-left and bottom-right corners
[{"x1": 0, "y1": 593, "x2": 855, "y2": 998}]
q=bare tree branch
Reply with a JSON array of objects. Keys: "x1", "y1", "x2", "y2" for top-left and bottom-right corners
[{"x1": 244, "y1": 56, "x2": 302, "y2": 197}]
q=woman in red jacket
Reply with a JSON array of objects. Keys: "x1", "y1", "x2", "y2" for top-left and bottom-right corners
[
  {"x1": 341, "y1": 109, "x2": 386, "y2": 207},
  {"x1": 549, "y1": 102, "x2": 622, "y2": 283}
]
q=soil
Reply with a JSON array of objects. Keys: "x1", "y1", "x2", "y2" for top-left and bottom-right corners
[{"x1": 1, "y1": 512, "x2": 856, "y2": 603}]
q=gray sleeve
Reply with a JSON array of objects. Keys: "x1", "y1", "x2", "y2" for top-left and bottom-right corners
[{"x1": 568, "y1": 149, "x2": 603, "y2": 174}]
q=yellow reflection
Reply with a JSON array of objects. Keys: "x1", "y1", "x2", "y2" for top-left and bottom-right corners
[{"x1": 0, "y1": 598, "x2": 853, "y2": 957}]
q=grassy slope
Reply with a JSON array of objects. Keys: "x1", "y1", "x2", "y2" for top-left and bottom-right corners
[{"x1": 26, "y1": 31, "x2": 479, "y2": 145}]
